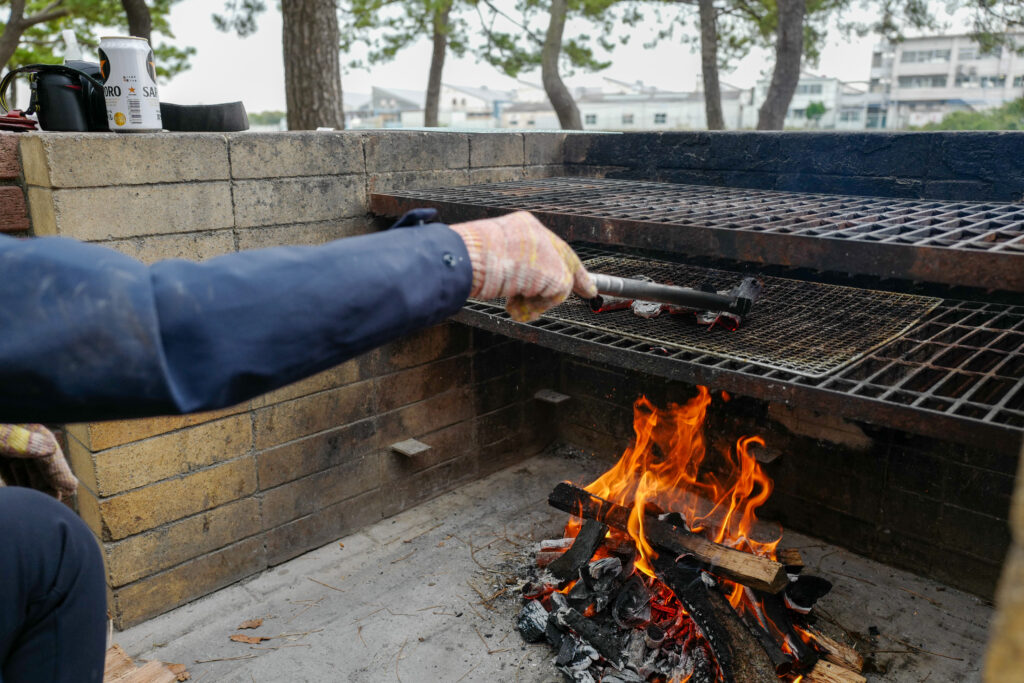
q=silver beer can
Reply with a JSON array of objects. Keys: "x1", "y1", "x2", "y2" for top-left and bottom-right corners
[{"x1": 98, "y1": 36, "x2": 162, "y2": 132}]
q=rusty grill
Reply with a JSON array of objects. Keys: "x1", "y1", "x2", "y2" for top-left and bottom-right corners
[
  {"x1": 370, "y1": 178, "x2": 1024, "y2": 291},
  {"x1": 484, "y1": 248, "x2": 941, "y2": 378},
  {"x1": 458, "y1": 244, "x2": 1024, "y2": 453}
]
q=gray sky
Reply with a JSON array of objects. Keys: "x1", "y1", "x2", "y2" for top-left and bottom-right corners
[{"x1": 157, "y1": 0, "x2": 971, "y2": 112}]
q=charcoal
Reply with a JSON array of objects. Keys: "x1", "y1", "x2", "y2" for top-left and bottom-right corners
[
  {"x1": 612, "y1": 576, "x2": 652, "y2": 628},
  {"x1": 785, "y1": 575, "x2": 833, "y2": 613},
  {"x1": 550, "y1": 591, "x2": 569, "y2": 612},
  {"x1": 644, "y1": 624, "x2": 666, "y2": 648},
  {"x1": 585, "y1": 557, "x2": 622, "y2": 588},
  {"x1": 588, "y1": 294, "x2": 632, "y2": 313},
  {"x1": 545, "y1": 618, "x2": 565, "y2": 648},
  {"x1": 669, "y1": 651, "x2": 694, "y2": 683},
  {"x1": 548, "y1": 520, "x2": 608, "y2": 582},
  {"x1": 556, "y1": 635, "x2": 600, "y2": 681},
  {"x1": 690, "y1": 648, "x2": 717, "y2": 683},
  {"x1": 621, "y1": 631, "x2": 647, "y2": 669},
  {"x1": 517, "y1": 600, "x2": 549, "y2": 643},
  {"x1": 554, "y1": 607, "x2": 624, "y2": 667}
]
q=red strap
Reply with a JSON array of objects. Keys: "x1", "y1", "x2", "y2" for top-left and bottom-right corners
[{"x1": 0, "y1": 110, "x2": 38, "y2": 132}]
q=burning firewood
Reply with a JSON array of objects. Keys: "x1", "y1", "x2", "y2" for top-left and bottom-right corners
[
  {"x1": 804, "y1": 627, "x2": 864, "y2": 673},
  {"x1": 547, "y1": 519, "x2": 609, "y2": 582},
  {"x1": 548, "y1": 482, "x2": 788, "y2": 593},
  {"x1": 803, "y1": 659, "x2": 868, "y2": 683}
]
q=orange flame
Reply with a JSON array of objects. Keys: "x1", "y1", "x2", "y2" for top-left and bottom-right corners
[{"x1": 573, "y1": 387, "x2": 781, "y2": 577}]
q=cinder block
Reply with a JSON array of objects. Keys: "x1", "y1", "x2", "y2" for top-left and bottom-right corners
[
  {"x1": 66, "y1": 404, "x2": 249, "y2": 452},
  {"x1": 374, "y1": 323, "x2": 470, "y2": 373},
  {"x1": 229, "y1": 131, "x2": 364, "y2": 179},
  {"x1": 0, "y1": 133, "x2": 21, "y2": 180},
  {"x1": 101, "y1": 229, "x2": 236, "y2": 264},
  {"x1": 376, "y1": 355, "x2": 471, "y2": 412},
  {"x1": 476, "y1": 403, "x2": 522, "y2": 446},
  {"x1": 260, "y1": 452, "x2": 380, "y2": 528},
  {"x1": 469, "y1": 133, "x2": 524, "y2": 168},
  {"x1": 0, "y1": 185, "x2": 29, "y2": 232},
  {"x1": 99, "y1": 457, "x2": 257, "y2": 540},
  {"x1": 232, "y1": 175, "x2": 365, "y2": 228},
  {"x1": 252, "y1": 379, "x2": 375, "y2": 449},
  {"x1": 234, "y1": 218, "x2": 374, "y2": 251},
  {"x1": 32, "y1": 182, "x2": 233, "y2": 240},
  {"x1": 376, "y1": 387, "x2": 474, "y2": 445},
  {"x1": 105, "y1": 498, "x2": 261, "y2": 587},
  {"x1": 258, "y1": 418, "x2": 376, "y2": 489},
  {"x1": 367, "y1": 168, "x2": 470, "y2": 194},
  {"x1": 93, "y1": 413, "x2": 252, "y2": 496},
  {"x1": 523, "y1": 165, "x2": 565, "y2": 179},
  {"x1": 380, "y1": 454, "x2": 477, "y2": 518},
  {"x1": 363, "y1": 131, "x2": 469, "y2": 172},
  {"x1": 111, "y1": 535, "x2": 266, "y2": 628},
  {"x1": 562, "y1": 134, "x2": 595, "y2": 165},
  {"x1": 251, "y1": 357, "x2": 372, "y2": 409},
  {"x1": 65, "y1": 432, "x2": 99, "y2": 495},
  {"x1": 265, "y1": 489, "x2": 381, "y2": 566},
  {"x1": 469, "y1": 167, "x2": 526, "y2": 184},
  {"x1": 525, "y1": 133, "x2": 567, "y2": 166},
  {"x1": 477, "y1": 430, "x2": 531, "y2": 478},
  {"x1": 20, "y1": 132, "x2": 230, "y2": 188}
]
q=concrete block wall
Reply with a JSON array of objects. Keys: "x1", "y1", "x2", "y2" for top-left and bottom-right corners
[
  {"x1": 565, "y1": 131, "x2": 1024, "y2": 202},
  {"x1": 552, "y1": 356, "x2": 1014, "y2": 599},
  {"x1": 15, "y1": 129, "x2": 566, "y2": 628}
]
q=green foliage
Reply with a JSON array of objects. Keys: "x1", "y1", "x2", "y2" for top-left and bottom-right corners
[
  {"x1": 339, "y1": 0, "x2": 471, "y2": 70},
  {"x1": 2, "y1": 0, "x2": 194, "y2": 80},
  {"x1": 248, "y1": 109, "x2": 286, "y2": 125},
  {"x1": 916, "y1": 98, "x2": 1024, "y2": 130},
  {"x1": 805, "y1": 100, "x2": 826, "y2": 120},
  {"x1": 213, "y1": 0, "x2": 268, "y2": 37}
]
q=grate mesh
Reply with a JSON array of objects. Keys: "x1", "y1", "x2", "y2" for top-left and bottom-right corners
[
  {"x1": 397, "y1": 177, "x2": 1024, "y2": 253},
  {"x1": 477, "y1": 247, "x2": 941, "y2": 378}
]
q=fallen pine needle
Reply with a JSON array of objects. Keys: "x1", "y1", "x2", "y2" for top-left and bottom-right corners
[
  {"x1": 417, "y1": 605, "x2": 444, "y2": 611},
  {"x1": 473, "y1": 625, "x2": 509, "y2": 655},
  {"x1": 897, "y1": 586, "x2": 943, "y2": 608},
  {"x1": 402, "y1": 521, "x2": 444, "y2": 543},
  {"x1": 455, "y1": 663, "x2": 480, "y2": 683},
  {"x1": 882, "y1": 634, "x2": 964, "y2": 661},
  {"x1": 391, "y1": 549, "x2": 417, "y2": 564},
  {"x1": 249, "y1": 644, "x2": 311, "y2": 651},
  {"x1": 396, "y1": 638, "x2": 408, "y2": 683},
  {"x1": 357, "y1": 625, "x2": 368, "y2": 649},
  {"x1": 194, "y1": 654, "x2": 258, "y2": 663},
  {"x1": 308, "y1": 577, "x2": 344, "y2": 592},
  {"x1": 268, "y1": 628, "x2": 324, "y2": 640}
]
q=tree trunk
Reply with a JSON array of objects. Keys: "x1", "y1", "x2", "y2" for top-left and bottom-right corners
[
  {"x1": 698, "y1": 0, "x2": 725, "y2": 130},
  {"x1": 282, "y1": 0, "x2": 344, "y2": 130},
  {"x1": 541, "y1": 0, "x2": 582, "y2": 130},
  {"x1": 0, "y1": 1, "x2": 27, "y2": 70},
  {"x1": 424, "y1": 1, "x2": 451, "y2": 127},
  {"x1": 756, "y1": 0, "x2": 805, "y2": 130},
  {"x1": 121, "y1": 0, "x2": 153, "y2": 43}
]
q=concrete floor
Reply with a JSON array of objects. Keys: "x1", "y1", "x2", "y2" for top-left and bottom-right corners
[{"x1": 117, "y1": 451, "x2": 995, "y2": 682}]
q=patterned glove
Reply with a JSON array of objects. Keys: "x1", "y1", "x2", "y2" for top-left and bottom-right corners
[
  {"x1": 0, "y1": 424, "x2": 78, "y2": 501},
  {"x1": 450, "y1": 211, "x2": 597, "y2": 322}
]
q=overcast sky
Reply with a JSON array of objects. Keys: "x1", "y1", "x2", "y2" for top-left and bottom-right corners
[{"x1": 157, "y1": 0, "x2": 972, "y2": 112}]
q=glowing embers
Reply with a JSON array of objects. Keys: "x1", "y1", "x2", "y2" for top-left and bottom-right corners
[{"x1": 517, "y1": 389, "x2": 865, "y2": 682}]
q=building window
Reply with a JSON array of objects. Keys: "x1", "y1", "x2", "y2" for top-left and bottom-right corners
[
  {"x1": 959, "y1": 47, "x2": 978, "y2": 61},
  {"x1": 900, "y1": 49, "x2": 951, "y2": 64},
  {"x1": 898, "y1": 75, "x2": 948, "y2": 88},
  {"x1": 789, "y1": 108, "x2": 805, "y2": 119},
  {"x1": 1015, "y1": 75, "x2": 1024, "y2": 87},
  {"x1": 509, "y1": 119, "x2": 518, "y2": 126},
  {"x1": 839, "y1": 110, "x2": 861, "y2": 122},
  {"x1": 795, "y1": 83, "x2": 824, "y2": 95},
  {"x1": 452, "y1": 98, "x2": 458, "y2": 106},
  {"x1": 584, "y1": 114, "x2": 597, "y2": 125},
  {"x1": 654, "y1": 113, "x2": 667, "y2": 124},
  {"x1": 526, "y1": 119, "x2": 535, "y2": 126},
  {"x1": 622, "y1": 113, "x2": 634, "y2": 125},
  {"x1": 981, "y1": 75, "x2": 1006, "y2": 88}
]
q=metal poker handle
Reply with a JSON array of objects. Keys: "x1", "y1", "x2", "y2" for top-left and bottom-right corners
[{"x1": 590, "y1": 274, "x2": 751, "y2": 314}]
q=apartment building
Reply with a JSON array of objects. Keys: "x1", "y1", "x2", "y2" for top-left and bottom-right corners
[{"x1": 868, "y1": 34, "x2": 1024, "y2": 128}]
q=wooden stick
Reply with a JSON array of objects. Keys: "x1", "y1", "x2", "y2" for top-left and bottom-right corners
[
  {"x1": 548, "y1": 483, "x2": 788, "y2": 593},
  {"x1": 803, "y1": 660, "x2": 867, "y2": 683},
  {"x1": 806, "y1": 627, "x2": 864, "y2": 673}
]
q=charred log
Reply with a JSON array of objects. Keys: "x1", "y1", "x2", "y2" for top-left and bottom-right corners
[
  {"x1": 804, "y1": 659, "x2": 868, "y2": 683},
  {"x1": 547, "y1": 518, "x2": 608, "y2": 582},
  {"x1": 785, "y1": 575, "x2": 833, "y2": 614},
  {"x1": 739, "y1": 612, "x2": 796, "y2": 676},
  {"x1": 553, "y1": 606, "x2": 624, "y2": 667},
  {"x1": 805, "y1": 627, "x2": 864, "y2": 673},
  {"x1": 753, "y1": 590, "x2": 819, "y2": 670},
  {"x1": 548, "y1": 483, "x2": 788, "y2": 593}
]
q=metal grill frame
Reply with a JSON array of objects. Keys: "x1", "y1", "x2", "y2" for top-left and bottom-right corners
[{"x1": 370, "y1": 178, "x2": 1024, "y2": 291}]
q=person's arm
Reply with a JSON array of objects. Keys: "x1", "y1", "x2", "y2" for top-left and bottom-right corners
[{"x1": 0, "y1": 223, "x2": 472, "y2": 422}]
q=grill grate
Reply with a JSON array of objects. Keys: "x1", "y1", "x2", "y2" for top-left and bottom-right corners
[
  {"x1": 485, "y1": 247, "x2": 942, "y2": 378},
  {"x1": 370, "y1": 177, "x2": 1024, "y2": 291},
  {"x1": 459, "y1": 245, "x2": 1024, "y2": 451}
]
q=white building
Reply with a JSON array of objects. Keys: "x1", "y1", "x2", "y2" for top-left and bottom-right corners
[
  {"x1": 868, "y1": 34, "x2": 1024, "y2": 128},
  {"x1": 745, "y1": 73, "x2": 869, "y2": 129}
]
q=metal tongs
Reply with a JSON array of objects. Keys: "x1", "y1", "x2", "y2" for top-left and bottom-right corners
[{"x1": 588, "y1": 274, "x2": 761, "y2": 316}]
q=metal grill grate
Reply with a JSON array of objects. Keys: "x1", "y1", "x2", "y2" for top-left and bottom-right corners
[
  {"x1": 484, "y1": 248, "x2": 942, "y2": 378},
  {"x1": 370, "y1": 178, "x2": 1024, "y2": 291},
  {"x1": 458, "y1": 245, "x2": 1024, "y2": 452}
]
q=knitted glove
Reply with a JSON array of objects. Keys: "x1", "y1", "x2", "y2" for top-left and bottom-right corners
[
  {"x1": 0, "y1": 424, "x2": 78, "y2": 501},
  {"x1": 450, "y1": 211, "x2": 597, "y2": 322}
]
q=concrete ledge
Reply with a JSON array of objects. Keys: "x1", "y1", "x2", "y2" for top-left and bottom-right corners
[
  {"x1": 367, "y1": 168, "x2": 470, "y2": 194},
  {"x1": 363, "y1": 131, "x2": 470, "y2": 172},
  {"x1": 20, "y1": 133, "x2": 230, "y2": 188},
  {"x1": 100, "y1": 230, "x2": 236, "y2": 263},
  {"x1": 229, "y1": 131, "x2": 364, "y2": 179},
  {"x1": 234, "y1": 217, "x2": 374, "y2": 251},
  {"x1": 469, "y1": 132, "x2": 525, "y2": 168}
]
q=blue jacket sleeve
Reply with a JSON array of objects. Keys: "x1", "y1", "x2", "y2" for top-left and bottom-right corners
[{"x1": 0, "y1": 224, "x2": 472, "y2": 423}]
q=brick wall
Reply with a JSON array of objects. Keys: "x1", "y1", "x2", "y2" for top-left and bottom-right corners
[
  {"x1": 554, "y1": 357, "x2": 1014, "y2": 599},
  {"x1": 565, "y1": 131, "x2": 1024, "y2": 201},
  {"x1": 16, "y1": 129, "x2": 566, "y2": 627},
  {"x1": 0, "y1": 132, "x2": 29, "y2": 234}
]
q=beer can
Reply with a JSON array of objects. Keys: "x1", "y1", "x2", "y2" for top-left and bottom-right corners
[{"x1": 98, "y1": 36, "x2": 161, "y2": 132}]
